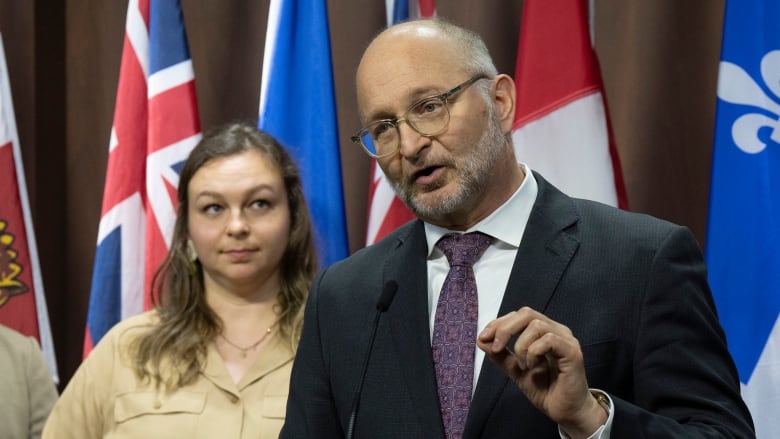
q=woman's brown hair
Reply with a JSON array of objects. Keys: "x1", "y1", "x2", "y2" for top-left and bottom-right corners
[{"x1": 129, "y1": 122, "x2": 318, "y2": 390}]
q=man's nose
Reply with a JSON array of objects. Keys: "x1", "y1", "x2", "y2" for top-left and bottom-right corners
[{"x1": 397, "y1": 121, "x2": 430, "y2": 158}]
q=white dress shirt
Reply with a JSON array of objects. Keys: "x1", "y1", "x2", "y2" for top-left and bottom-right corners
[{"x1": 423, "y1": 163, "x2": 613, "y2": 438}]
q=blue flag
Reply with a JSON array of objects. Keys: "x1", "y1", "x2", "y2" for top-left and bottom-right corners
[
  {"x1": 706, "y1": 0, "x2": 780, "y2": 436},
  {"x1": 259, "y1": 0, "x2": 349, "y2": 266}
]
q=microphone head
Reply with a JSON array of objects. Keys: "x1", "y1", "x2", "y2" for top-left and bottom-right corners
[{"x1": 376, "y1": 280, "x2": 398, "y2": 312}]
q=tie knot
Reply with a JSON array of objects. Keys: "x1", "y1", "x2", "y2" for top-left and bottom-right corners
[{"x1": 436, "y1": 232, "x2": 493, "y2": 267}]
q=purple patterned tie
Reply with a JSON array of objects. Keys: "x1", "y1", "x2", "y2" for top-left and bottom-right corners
[{"x1": 432, "y1": 232, "x2": 493, "y2": 439}]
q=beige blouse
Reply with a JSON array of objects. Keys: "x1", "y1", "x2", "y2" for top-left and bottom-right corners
[
  {"x1": 0, "y1": 324, "x2": 58, "y2": 439},
  {"x1": 43, "y1": 311, "x2": 293, "y2": 439}
]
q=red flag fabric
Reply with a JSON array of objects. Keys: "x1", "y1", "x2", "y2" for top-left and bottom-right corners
[
  {"x1": 416, "y1": 0, "x2": 435, "y2": 17},
  {"x1": 512, "y1": 0, "x2": 627, "y2": 208},
  {"x1": 83, "y1": 0, "x2": 201, "y2": 356},
  {"x1": 0, "y1": 33, "x2": 58, "y2": 381},
  {"x1": 365, "y1": 0, "x2": 436, "y2": 246}
]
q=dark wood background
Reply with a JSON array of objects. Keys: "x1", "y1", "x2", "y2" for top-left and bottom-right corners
[{"x1": 0, "y1": 0, "x2": 724, "y2": 387}]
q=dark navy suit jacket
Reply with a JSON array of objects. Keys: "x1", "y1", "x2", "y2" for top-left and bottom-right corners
[{"x1": 281, "y1": 173, "x2": 754, "y2": 438}]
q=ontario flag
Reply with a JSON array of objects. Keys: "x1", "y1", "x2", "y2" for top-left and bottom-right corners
[
  {"x1": 706, "y1": 0, "x2": 780, "y2": 436},
  {"x1": 0, "y1": 33, "x2": 58, "y2": 381},
  {"x1": 512, "y1": 0, "x2": 627, "y2": 208},
  {"x1": 259, "y1": 0, "x2": 349, "y2": 266},
  {"x1": 84, "y1": 0, "x2": 201, "y2": 355},
  {"x1": 365, "y1": 0, "x2": 436, "y2": 246}
]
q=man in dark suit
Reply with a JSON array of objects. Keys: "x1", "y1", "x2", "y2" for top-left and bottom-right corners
[{"x1": 281, "y1": 18, "x2": 754, "y2": 438}]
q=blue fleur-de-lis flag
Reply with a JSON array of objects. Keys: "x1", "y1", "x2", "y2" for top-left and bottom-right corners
[{"x1": 706, "y1": 1, "x2": 780, "y2": 437}]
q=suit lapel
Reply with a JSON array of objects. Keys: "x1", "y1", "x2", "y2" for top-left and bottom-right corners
[
  {"x1": 465, "y1": 174, "x2": 581, "y2": 438},
  {"x1": 385, "y1": 221, "x2": 446, "y2": 438},
  {"x1": 498, "y1": 173, "x2": 580, "y2": 315}
]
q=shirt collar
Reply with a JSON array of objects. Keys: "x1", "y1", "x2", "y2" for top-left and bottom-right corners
[
  {"x1": 424, "y1": 163, "x2": 538, "y2": 256},
  {"x1": 203, "y1": 333, "x2": 294, "y2": 391}
]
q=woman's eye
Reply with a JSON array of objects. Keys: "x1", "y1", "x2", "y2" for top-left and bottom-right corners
[
  {"x1": 203, "y1": 204, "x2": 223, "y2": 214},
  {"x1": 251, "y1": 199, "x2": 270, "y2": 209}
]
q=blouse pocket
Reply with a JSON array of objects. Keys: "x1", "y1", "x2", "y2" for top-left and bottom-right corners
[
  {"x1": 258, "y1": 394, "x2": 287, "y2": 439},
  {"x1": 114, "y1": 390, "x2": 207, "y2": 424},
  {"x1": 261, "y1": 394, "x2": 287, "y2": 420}
]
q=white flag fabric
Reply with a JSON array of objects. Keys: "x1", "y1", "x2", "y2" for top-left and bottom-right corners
[{"x1": 512, "y1": 0, "x2": 626, "y2": 208}]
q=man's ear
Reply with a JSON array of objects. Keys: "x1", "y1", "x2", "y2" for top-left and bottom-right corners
[{"x1": 492, "y1": 74, "x2": 516, "y2": 134}]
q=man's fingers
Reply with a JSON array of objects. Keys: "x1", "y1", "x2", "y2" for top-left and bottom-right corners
[{"x1": 505, "y1": 332, "x2": 520, "y2": 355}]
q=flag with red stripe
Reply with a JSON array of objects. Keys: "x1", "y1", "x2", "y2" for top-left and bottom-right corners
[
  {"x1": 0, "y1": 33, "x2": 58, "y2": 381},
  {"x1": 84, "y1": 0, "x2": 201, "y2": 355},
  {"x1": 512, "y1": 0, "x2": 627, "y2": 208},
  {"x1": 365, "y1": 0, "x2": 436, "y2": 246}
]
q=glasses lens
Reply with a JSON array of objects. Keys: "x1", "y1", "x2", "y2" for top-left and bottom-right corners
[
  {"x1": 363, "y1": 121, "x2": 398, "y2": 157},
  {"x1": 408, "y1": 97, "x2": 449, "y2": 136},
  {"x1": 360, "y1": 131, "x2": 379, "y2": 156}
]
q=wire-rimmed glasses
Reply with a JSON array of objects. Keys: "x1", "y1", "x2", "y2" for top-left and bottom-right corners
[{"x1": 351, "y1": 75, "x2": 489, "y2": 158}]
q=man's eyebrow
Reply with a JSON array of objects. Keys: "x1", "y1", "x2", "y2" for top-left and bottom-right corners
[
  {"x1": 407, "y1": 84, "x2": 445, "y2": 104},
  {"x1": 362, "y1": 84, "x2": 444, "y2": 123},
  {"x1": 362, "y1": 108, "x2": 397, "y2": 124}
]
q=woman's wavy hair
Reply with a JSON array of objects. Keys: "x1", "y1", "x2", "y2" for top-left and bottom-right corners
[{"x1": 129, "y1": 122, "x2": 318, "y2": 390}]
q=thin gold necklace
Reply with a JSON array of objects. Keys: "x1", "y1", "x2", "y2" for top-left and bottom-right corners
[{"x1": 219, "y1": 321, "x2": 278, "y2": 358}]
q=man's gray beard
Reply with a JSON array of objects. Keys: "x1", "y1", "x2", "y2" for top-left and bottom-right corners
[{"x1": 391, "y1": 108, "x2": 507, "y2": 220}]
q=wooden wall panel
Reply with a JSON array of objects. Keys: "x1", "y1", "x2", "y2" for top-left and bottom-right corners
[
  {"x1": 61, "y1": 0, "x2": 124, "y2": 383},
  {"x1": 596, "y1": 0, "x2": 724, "y2": 241}
]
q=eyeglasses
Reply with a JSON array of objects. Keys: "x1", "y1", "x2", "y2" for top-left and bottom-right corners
[{"x1": 351, "y1": 75, "x2": 489, "y2": 158}]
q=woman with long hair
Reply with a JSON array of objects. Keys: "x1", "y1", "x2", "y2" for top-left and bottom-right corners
[{"x1": 44, "y1": 122, "x2": 318, "y2": 439}]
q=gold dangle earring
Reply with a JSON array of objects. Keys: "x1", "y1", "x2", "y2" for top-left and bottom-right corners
[{"x1": 186, "y1": 239, "x2": 198, "y2": 275}]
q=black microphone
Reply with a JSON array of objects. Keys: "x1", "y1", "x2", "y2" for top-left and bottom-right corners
[{"x1": 345, "y1": 280, "x2": 398, "y2": 439}]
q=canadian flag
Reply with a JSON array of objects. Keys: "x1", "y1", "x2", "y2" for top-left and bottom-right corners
[
  {"x1": 0, "y1": 33, "x2": 58, "y2": 381},
  {"x1": 512, "y1": 0, "x2": 627, "y2": 208}
]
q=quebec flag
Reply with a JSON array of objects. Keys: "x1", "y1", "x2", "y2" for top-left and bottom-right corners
[{"x1": 706, "y1": 0, "x2": 780, "y2": 436}]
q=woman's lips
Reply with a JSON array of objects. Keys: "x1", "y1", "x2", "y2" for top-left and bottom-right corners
[{"x1": 223, "y1": 249, "x2": 256, "y2": 259}]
